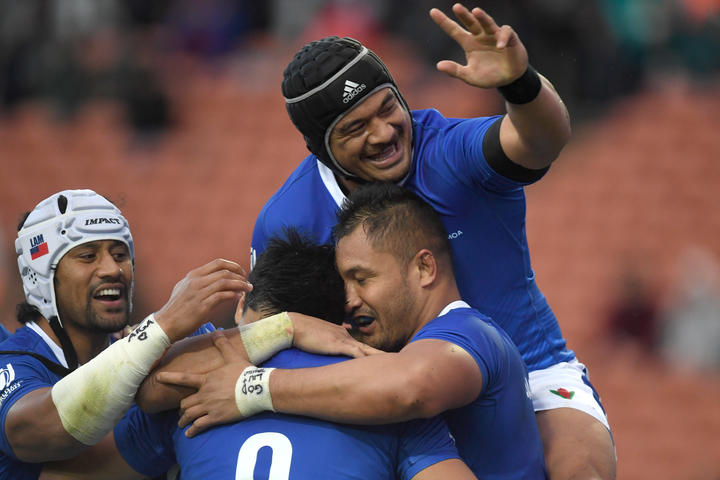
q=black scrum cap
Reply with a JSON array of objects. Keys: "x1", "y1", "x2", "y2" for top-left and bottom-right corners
[{"x1": 282, "y1": 36, "x2": 410, "y2": 179}]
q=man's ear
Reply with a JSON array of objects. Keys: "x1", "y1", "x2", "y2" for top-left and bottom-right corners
[
  {"x1": 234, "y1": 292, "x2": 246, "y2": 326},
  {"x1": 414, "y1": 249, "x2": 438, "y2": 288}
]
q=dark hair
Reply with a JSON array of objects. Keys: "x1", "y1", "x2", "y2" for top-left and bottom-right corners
[
  {"x1": 16, "y1": 301, "x2": 42, "y2": 324},
  {"x1": 334, "y1": 182, "x2": 453, "y2": 269},
  {"x1": 246, "y1": 228, "x2": 346, "y2": 325},
  {"x1": 17, "y1": 211, "x2": 31, "y2": 231}
]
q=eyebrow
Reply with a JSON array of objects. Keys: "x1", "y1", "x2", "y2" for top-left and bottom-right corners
[
  {"x1": 341, "y1": 265, "x2": 372, "y2": 279},
  {"x1": 335, "y1": 91, "x2": 396, "y2": 136}
]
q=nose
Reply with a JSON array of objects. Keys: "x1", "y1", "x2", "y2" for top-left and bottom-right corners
[
  {"x1": 367, "y1": 117, "x2": 394, "y2": 145},
  {"x1": 344, "y1": 283, "x2": 362, "y2": 314},
  {"x1": 96, "y1": 249, "x2": 123, "y2": 279}
]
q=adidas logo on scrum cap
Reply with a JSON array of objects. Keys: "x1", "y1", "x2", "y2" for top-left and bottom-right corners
[{"x1": 342, "y1": 79, "x2": 366, "y2": 103}]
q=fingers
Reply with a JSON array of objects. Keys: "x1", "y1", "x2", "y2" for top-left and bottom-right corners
[
  {"x1": 469, "y1": 6, "x2": 499, "y2": 35},
  {"x1": 359, "y1": 343, "x2": 383, "y2": 356},
  {"x1": 157, "y1": 371, "x2": 204, "y2": 389},
  {"x1": 178, "y1": 402, "x2": 206, "y2": 429},
  {"x1": 212, "y1": 330, "x2": 244, "y2": 363},
  {"x1": 429, "y1": 7, "x2": 464, "y2": 41},
  {"x1": 452, "y1": 3, "x2": 484, "y2": 36},
  {"x1": 494, "y1": 25, "x2": 516, "y2": 49},
  {"x1": 184, "y1": 415, "x2": 215, "y2": 438},
  {"x1": 435, "y1": 59, "x2": 463, "y2": 78},
  {"x1": 193, "y1": 258, "x2": 248, "y2": 279}
]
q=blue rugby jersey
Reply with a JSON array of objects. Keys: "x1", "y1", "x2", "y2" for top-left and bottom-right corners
[
  {"x1": 115, "y1": 348, "x2": 460, "y2": 479},
  {"x1": 0, "y1": 322, "x2": 216, "y2": 480},
  {"x1": 252, "y1": 109, "x2": 574, "y2": 372},
  {"x1": 0, "y1": 326, "x2": 63, "y2": 480},
  {"x1": 412, "y1": 302, "x2": 546, "y2": 479}
]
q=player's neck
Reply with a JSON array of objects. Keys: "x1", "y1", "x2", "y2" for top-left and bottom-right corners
[
  {"x1": 412, "y1": 282, "x2": 463, "y2": 335},
  {"x1": 37, "y1": 317, "x2": 109, "y2": 364}
]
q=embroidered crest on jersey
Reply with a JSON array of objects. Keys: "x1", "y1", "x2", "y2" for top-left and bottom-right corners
[{"x1": 550, "y1": 388, "x2": 575, "y2": 399}]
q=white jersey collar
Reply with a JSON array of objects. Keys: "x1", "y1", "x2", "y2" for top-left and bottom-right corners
[
  {"x1": 26, "y1": 321, "x2": 69, "y2": 368},
  {"x1": 317, "y1": 160, "x2": 347, "y2": 207},
  {"x1": 316, "y1": 153, "x2": 414, "y2": 206},
  {"x1": 438, "y1": 300, "x2": 471, "y2": 318}
]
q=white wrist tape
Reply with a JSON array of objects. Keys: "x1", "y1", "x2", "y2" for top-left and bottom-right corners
[
  {"x1": 234, "y1": 366, "x2": 275, "y2": 417},
  {"x1": 238, "y1": 311, "x2": 293, "y2": 364},
  {"x1": 51, "y1": 314, "x2": 170, "y2": 445}
]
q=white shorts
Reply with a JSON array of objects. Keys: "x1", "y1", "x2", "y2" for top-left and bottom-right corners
[{"x1": 529, "y1": 359, "x2": 611, "y2": 431}]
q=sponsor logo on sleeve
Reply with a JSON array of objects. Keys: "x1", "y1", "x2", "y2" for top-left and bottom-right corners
[{"x1": 0, "y1": 364, "x2": 22, "y2": 408}]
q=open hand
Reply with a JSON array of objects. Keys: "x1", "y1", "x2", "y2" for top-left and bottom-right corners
[
  {"x1": 430, "y1": 3, "x2": 528, "y2": 88},
  {"x1": 157, "y1": 331, "x2": 253, "y2": 437}
]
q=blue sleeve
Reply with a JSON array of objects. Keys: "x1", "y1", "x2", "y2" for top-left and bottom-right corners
[
  {"x1": 421, "y1": 111, "x2": 536, "y2": 193},
  {"x1": 0, "y1": 357, "x2": 58, "y2": 458},
  {"x1": 412, "y1": 311, "x2": 504, "y2": 393},
  {"x1": 396, "y1": 417, "x2": 461, "y2": 480},
  {"x1": 114, "y1": 405, "x2": 177, "y2": 477}
]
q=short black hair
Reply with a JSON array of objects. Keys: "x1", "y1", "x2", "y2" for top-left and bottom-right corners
[
  {"x1": 16, "y1": 301, "x2": 42, "y2": 324},
  {"x1": 334, "y1": 182, "x2": 453, "y2": 269},
  {"x1": 16, "y1": 211, "x2": 41, "y2": 324},
  {"x1": 246, "y1": 228, "x2": 346, "y2": 325}
]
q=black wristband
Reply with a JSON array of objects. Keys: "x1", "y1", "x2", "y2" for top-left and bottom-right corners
[{"x1": 497, "y1": 65, "x2": 542, "y2": 105}]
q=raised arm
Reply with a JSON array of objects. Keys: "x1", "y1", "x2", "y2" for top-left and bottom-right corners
[
  {"x1": 161, "y1": 335, "x2": 481, "y2": 437},
  {"x1": 430, "y1": 3, "x2": 571, "y2": 169}
]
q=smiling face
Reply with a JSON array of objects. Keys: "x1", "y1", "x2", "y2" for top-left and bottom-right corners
[
  {"x1": 336, "y1": 226, "x2": 422, "y2": 352},
  {"x1": 328, "y1": 88, "x2": 413, "y2": 184},
  {"x1": 54, "y1": 240, "x2": 133, "y2": 333}
]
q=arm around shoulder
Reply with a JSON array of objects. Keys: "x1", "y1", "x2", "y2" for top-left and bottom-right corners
[{"x1": 270, "y1": 338, "x2": 482, "y2": 423}]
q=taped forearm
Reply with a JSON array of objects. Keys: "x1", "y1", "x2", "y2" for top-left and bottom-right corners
[
  {"x1": 51, "y1": 315, "x2": 170, "y2": 445},
  {"x1": 238, "y1": 311, "x2": 293, "y2": 364}
]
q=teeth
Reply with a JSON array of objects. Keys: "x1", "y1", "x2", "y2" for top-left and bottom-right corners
[
  {"x1": 368, "y1": 145, "x2": 395, "y2": 161},
  {"x1": 96, "y1": 288, "x2": 121, "y2": 297}
]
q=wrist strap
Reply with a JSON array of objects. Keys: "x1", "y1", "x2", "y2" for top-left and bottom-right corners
[
  {"x1": 498, "y1": 65, "x2": 542, "y2": 105},
  {"x1": 234, "y1": 366, "x2": 275, "y2": 417},
  {"x1": 238, "y1": 311, "x2": 293, "y2": 365}
]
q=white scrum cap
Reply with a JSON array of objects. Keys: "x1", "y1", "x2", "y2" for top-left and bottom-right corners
[{"x1": 15, "y1": 189, "x2": 134, "y2": 325}]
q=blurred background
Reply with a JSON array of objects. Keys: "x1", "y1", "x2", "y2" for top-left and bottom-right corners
[{"x1": 0, "y1": 0, "x2": 719, "y2": 478}]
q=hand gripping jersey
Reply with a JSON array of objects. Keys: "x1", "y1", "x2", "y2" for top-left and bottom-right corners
[
  {"x1": 252, "y1": 109, "x2": 575, "y2": 372},
  {"x1": 413, "y1": 302, "x2": 546, "y2": 479},
  {"x1": 115, "y1": 348, "x2": 460, "y2": 479}
]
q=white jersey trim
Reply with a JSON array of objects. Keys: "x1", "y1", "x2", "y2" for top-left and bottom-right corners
[
  {"x1": 317, "y1": 160, "x2": 347, "y2": 207},
  {"x1": 438, "y1": 300, "x2": 470, "y2": 317},
  {"x1": 26, "y1": 321, "x2": 68, "y2": 368}
]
